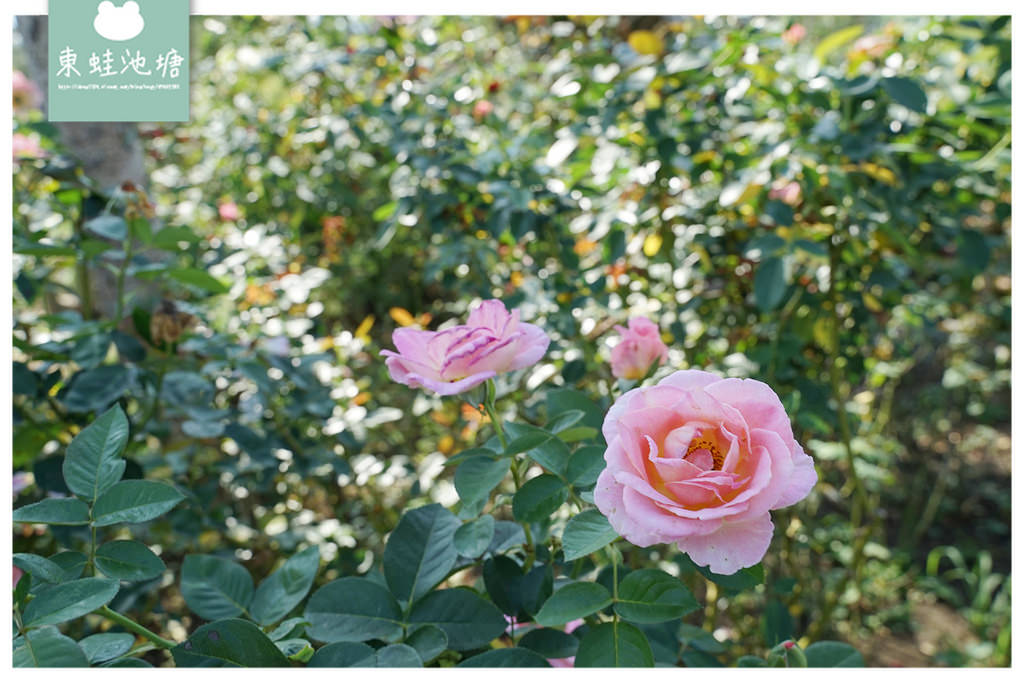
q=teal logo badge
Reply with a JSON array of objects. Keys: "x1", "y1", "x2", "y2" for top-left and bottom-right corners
[{"x1": 48, "y1": 0, "x2": 189, "y2": 122}]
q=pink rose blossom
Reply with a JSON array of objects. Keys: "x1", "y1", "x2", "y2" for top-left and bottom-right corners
[
  {"x1": 382, "y1": 299, "x2": 549, "y2": 395},
  {"x1": 594, "y1": 369, "x2": 817, "y2": 574},
  {"x1": 13, "y1": 70, "x2": 42, "y2": 112},
  {"x1": 609, "y1": 317, "x2": 669, "y2": 380},
  {"x1": 768, "y1": 180, "x2": 802, "y2": 207},
  {"x1": 218, "y1": 201, "x2": 241, "y2": 222},
  {"x1": 12, "y1": 133, "x2": 46, "y2": 161},
  {"x1": 782, "y1": 23, "x2": 806, "y2": 45},
  {"x1": 546, "y1": 618, "x2": 584, "y2": 667}
]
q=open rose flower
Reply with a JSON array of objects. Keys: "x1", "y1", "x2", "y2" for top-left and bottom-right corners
[
  {"x1": 382, "y1": 299, "x2": 549, "y2": 395},
  {"x1": 609, "y1": 317, "x2": 669, "y2": 380},
  {"x1": 594, "y1": 369, "x2": 817, "y2": 574}
]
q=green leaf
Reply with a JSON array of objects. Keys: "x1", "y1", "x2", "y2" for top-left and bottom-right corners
[
  {"x1": 13, "y1": 553, "x2": 66, "y2": 584},
  {"x1": 547, "y1": 389, "x2": 605, "y2": 431},
  {"x1": 60, "y1": 365, "x2": 132, "y2": 414},
  {"x1": 959, "y1": 229, "x2": 990, "y2": 272},
  {"x1": 804, "y1": 641, "x2": 865, "y2": 667},
  {"x1": 92, "y1": 480, "x2": 184, "y2": 527},
  {"x1": 304, "y1": 577, "x2": 404, "y2": 643},
  {"x1": 62, "y1": 404, "x2": 129, "y2": 502},
  {"x1": 504, "y1": 423, "x2": 571, "y2": 474},
  {"x1": 95, "y1": 540, "x2": 166, "y2": 581},
  {"x1": 79, "y1": 632, "x2": 136, "y2": 664},
  {"x1": 173, "y1": 618, "x2": 290, "y2": 667},
  {"x1": 102, "y1": 657, "x2": 153, "y2": 667},
  {"x1": 519, "y1": 627, "x2": 579, "y2": 659},
  {"x1": 483, "y1": 556, "x2": 552, "y2": 619},
  {"x1": 404, "y1": 624, "x2": 448, "y2": 664},
  {"x1": 534, "y1": 581, "x2": 613, "y2": 627},
  {"x1": 407, "y1": 588, "x2": 507, "y2": 651},
  {"x1": 250, "y1": 545, "x2": 320, "y2": 626},
  {"x1": 562, "y1": 509, "x2": 619, "y2": 561},
  {"x1": 13, "y1": 627, "x2": 89, "y2": 667},
  {"x1": 513, "y1": 474, "x2": 568, "y2": 523},
  {"x1": 47, "y1": 551, "x2": 88, "y2": 581},
  {"x1": 167, "y1": 267, "x2": 229, "y2": 294},
  {"x1": 12, "y1": 498, "x2": 90, "y2": 526},
  {"x1": 458, "y1": 648, "x2": 551, "y2": 667},
  {"x1": 761, "y1": 600, "x2": 795, "y2": 647},
  {"x1": 454, "y1": 514, "x2": 495, "y2": 558},
  {"x1": 454, "y1": 456, "x2": 510, "y2": 504},
  {"x1": 881, "y1": 76, "x2": 928, "y2": 113},
  {"x1": 84, "y1": 215, "x2": 128, "y2": 241},
  {"x1": 813, "y1": 25, "x2": 863, "y2": 63},
  {"x1": 686, "y1": 557, "x2": 764, "y2": 593},
  {"x1": 754, "y1": 256, "x2": 787, "y2": 312},
  {"x1": 567, "y1": 445, "x2": 606, "y2": 487},
  {"x1": 575, "y1": 622, "x2": 654, "y2": 667},
  {"x1": 383, "y1": 504, "x2": 461, "y2": 605},
  {"x1": 308, "y1": 642, "x2": 377, "y2": 667},
  {"x1": 181, "y1": 554, "x2": 254, "y2": 621},
  {"x1": 152, "y1": 225, "x2": 201, "y2": 249},
  {"x1": 267, "y1": 617, "x2": 310, "y2": 642},
  {"x1": 614, "y1": 569, "x2": 699, "y2": 623},
  {"x1": 375, "y1": 643, "x2": 422, "y2": 667},
  {"x1": 22, "y1": 578, "x2": 120, "y2": 627}
]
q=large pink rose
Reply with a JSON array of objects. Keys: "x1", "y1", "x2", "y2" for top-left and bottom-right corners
[
  {"x1": 609, "y1": 317, "x2": 669, "y2": 380},
  {"x1": 381, "y1": 299, "x2": 549, "y2": 395},
  {"x1": 594, "y1": 369, "x2": 817, "y2": 574}
]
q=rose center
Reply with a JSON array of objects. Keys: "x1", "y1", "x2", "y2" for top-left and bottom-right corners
[{"x1": 685, "y1": 437, "x2": 724, "y2": 470}]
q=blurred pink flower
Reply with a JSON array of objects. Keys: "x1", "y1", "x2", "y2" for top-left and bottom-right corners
[
  {"x1": 851, "y1": 34, "x2": 892, "y2": 58},
  {"x1": 547, "y1": 618, "x2": 584, "y2": 667},
  {"x1": 768, "y1": 180, "x2": 802, "y2": 207},
  {"x1": 594, "y1": 369, "x2": 817, "y2": 574},
  {"x1": 782, "y1": 23, "x2": 806, "y2": 45},
  {"x1": 218, "y1": 200, "x2": 241, "y2": 221},
  {"x1": 13, "y1": 472, "x2": 31, "y2": 495},
  {"x1": 13, "y1": 132, "x2": 46, "y2": 161},
  {"x1": 14, "y1": 566, "x2": 23, "y2": 589},
  {"x1": 609, "y1": 317, "x2": 669, "y2": 380},
  {"x1": 13, "y1": 70, "x2": 42, "y2": 112},
  {"x1": 382, "y1": 299, "x2": 549, "y2": 395},
  {"x1": 473, "y1": 99, "x2": 494, "y2": 120}
]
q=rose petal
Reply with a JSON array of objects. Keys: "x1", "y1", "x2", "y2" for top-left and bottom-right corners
[{"x1": 680, "y1": 513, "x2": 775, "y2": 575}]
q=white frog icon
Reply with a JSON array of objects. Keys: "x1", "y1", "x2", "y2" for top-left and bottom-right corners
[{"x1": 93, "y1": 1, "x2": 145, "y2": 41}]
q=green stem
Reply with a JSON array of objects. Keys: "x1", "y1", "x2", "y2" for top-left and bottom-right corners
[
  {"x1": 72, "y1": 205, "x2": 94, "y2": 320},
  {"x1": 113, "y1": 231, "x2": 134, "y2": 325},
  {"x1": 97, "y1": 606, "x2": 176, "y2": 650}
]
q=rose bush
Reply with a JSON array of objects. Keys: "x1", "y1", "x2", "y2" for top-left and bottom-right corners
[
  {"x1": 382, "y1": 299, "x2": 549, "y2": 395},
  {"x1": 595, "y1": 369, "x2": 817, "y2": 574}
]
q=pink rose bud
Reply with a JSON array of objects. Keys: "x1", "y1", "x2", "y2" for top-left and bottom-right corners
[
  {"x1": 594, "y1": 369, "x2": 818, "y2": 574},
  {"x1": 218, "y1": 201, "x2": 241, "y2": 222},
  {"x1": 782, "y1": 23, "x2": 806, "y2": 45},
  {"x1": 609, "y1": 317, "x2": 669, "y2": 380},
  {"x1": 473, "y1": 99, "x2": 494, "y2": 119},
  {"x1": 381, "y1": 299, "x2": 550, "y2": 395}
]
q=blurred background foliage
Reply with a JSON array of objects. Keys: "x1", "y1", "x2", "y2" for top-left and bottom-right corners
[{"x1": 12, "y1": 15, "x2": 1010, "y2": 666}]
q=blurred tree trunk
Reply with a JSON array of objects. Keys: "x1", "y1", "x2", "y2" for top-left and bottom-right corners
[{"x1": 18, "y1": 16, "x2": 155, "y2": 323}]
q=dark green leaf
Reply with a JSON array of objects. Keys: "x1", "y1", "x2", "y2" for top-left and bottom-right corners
[
  {"x1": 173, "y1": 618, "x2": 290, "y2": 667},
  {"x1": 79, "y1": 632, "x2": 136, "y2": 664},
  {"x1": 95, "y1": 540, "x2": 166, "y2": 581},
  {"x1": 308, "y1": 642, "x2": 377, "y2": 667},
  {"x1": 762, "y1": 600, "x2": 795, "y2": 647},
  {"x1": 615, "y1": 569, "x2": 699, "y2": 623},
  {"x1": 250, "y1": 545, "x2": 320, "y2": 626},
  {"x1": 92, "y1": 480, "x2": 184, "y2": 526},
  {"x1": 483, "y1": 556, "x2": 552, "y2": 619},
  {"x1": 567, "y1": 445, "x2": 606, "y2": 487},
  {"x1": 453, "y1": 515, "x2": 495, "y2": 558},
  {"x1": 804, "y1": 641, "x2": 865, "y2": 667},
  {"x1": 13, "y1": 553, "x2": 66, "y2": 584},
  {"x1": 304, "y1": 577, "x2": 404, "y2": 643},
  {"x1": 375, "y1": 643, "x2": 422, "y2": 667},
  {"x1": 60, "y1": 365, "x2": 132, "y2": 414},
  {"x1": 383, "y1": 504, "x2": 461, "y2": 605},
  {"x1": 534, "y1": 581, "x2": 612, "y2": 627},
  {"x1": 562, "y1": 509, "x2": 619, "y2": 561},
  {"x1": 404, "y1": 624, "x2": 447, "y2": 664},
  {"x1": 754, "y1": 256, "x2": 787, "y2": 312},
  {"x1": 458, "y1": 648, "x2": 551, "y2": 667},
  {"x1": 504, "y1": 423, "x2": 571, "y2": 474},
  {"x1": 22, "y1": 578, "x2": 120, "y2": 627},
  {"x1": 575, "y1": 621, "x2": 654, "y2": 667},
  {"x1": 454, "y1": 456, "x2": 510, "y2": 504},
  {"x1": 84, "y1": 215, "x2": 127, "y2": 241},
  {"x1": 12, "y1": 498, "x2": 90, "y2": 526},
  {"x1": 882, "y1": 76, "x2": 928, "y2": 113},
  {"x1": 167, "y1": 268, "x2": 229, "y2": 294},
  {"x1": 62, "y1": 404, "x2": 129, "y2": 502},
  {"x1": 519, "y1": 627, "x2": 579, "y2": 659},
  {"x1": 407, "y1": 588, "x2": 507, "y2": 651},
  {"x1": 181, "y1": 554, "x2": 254, "y2": 621},
  {"x1": 13, "y1": 627, "x2": 89, "y2": 667},
  {"x1": 513, "y1": 474, "x2": 568, "y2": 523}
]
